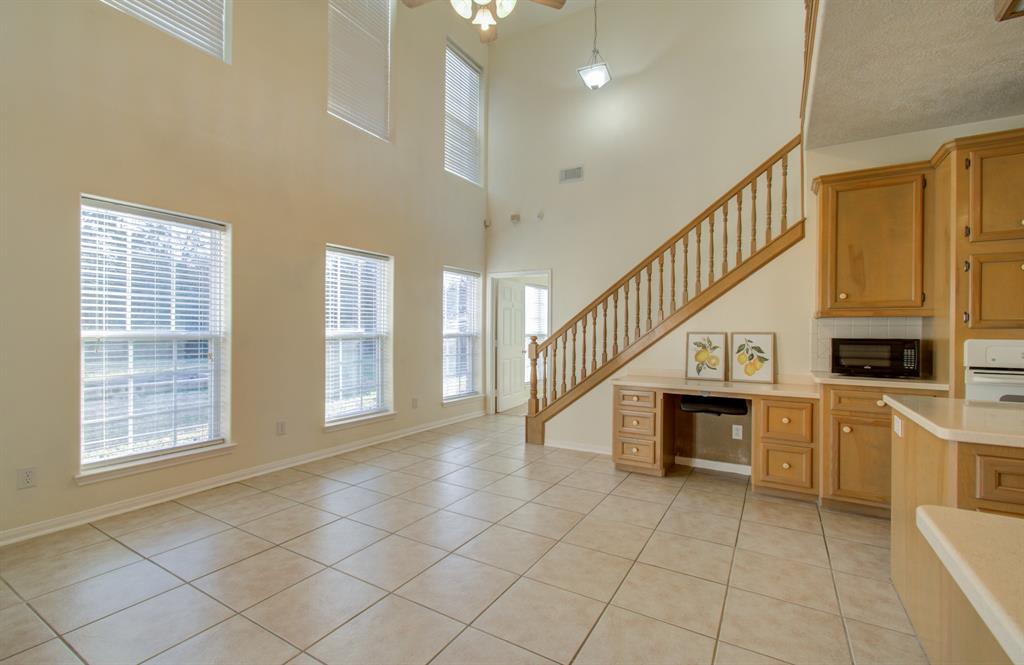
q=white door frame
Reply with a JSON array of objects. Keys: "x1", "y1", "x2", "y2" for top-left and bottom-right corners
[{"x1": 486, "y1": 269, "x2": 553, "y2": 414}]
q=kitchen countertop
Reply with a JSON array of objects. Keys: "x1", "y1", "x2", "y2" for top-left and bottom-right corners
[
  {"x1": 612, "y1": 373, "x2": 820, "y2": 399},
  {"x1": 810, "y1": 370, "x2": 949, "y2": 391},
  {"x1": 884, "y1": 394, "x2": 1024, "y2": 448},
  {"x1": 917, "y1": 505, "x2": 1024, "y2": 664}
]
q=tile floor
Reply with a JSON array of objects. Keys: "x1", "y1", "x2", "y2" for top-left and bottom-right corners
[{"x1": 0, "y1": 414, "x2": 928, "y2": 665}]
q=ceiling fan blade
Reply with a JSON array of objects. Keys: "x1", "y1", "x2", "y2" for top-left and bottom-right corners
[
  {"x1": 529, "y1": 0, "x2": 566, "y2": 8},
  {"x1": 479, "y1": 24, "x2": 498, "y2": 43},
  {"x1": 400, "y1": 0, "x2": 437, "y2": 7}
]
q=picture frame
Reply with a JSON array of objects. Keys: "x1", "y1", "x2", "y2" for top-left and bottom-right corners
[
  {"x1": 730, "y1": 332, "x2": 776, "y2": 384},
  {"x1": 685, "y1": 332, "x2": 728, "y2": 381}
]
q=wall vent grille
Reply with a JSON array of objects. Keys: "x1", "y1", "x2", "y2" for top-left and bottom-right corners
[{"x1": 559, "y1": 166, "x2": 584, "y2": 183}]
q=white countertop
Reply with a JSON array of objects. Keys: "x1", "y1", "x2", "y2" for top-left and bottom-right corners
[
  {"x1": 810, "y1": 370, "x2": 949, "y2": 391},
  {"x1": 917, "y1": 506, "x2": 1024, "y2": 664},
  {"x1": 884, "y1": 395, "x2": 1024, "y2": 448},
  {"x1": 613, "y1": 373, "x2": 819, "y2": 399}
]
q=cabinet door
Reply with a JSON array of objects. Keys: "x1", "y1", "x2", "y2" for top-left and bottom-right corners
[
  {"x1": 824, "y1": 175, "x2": 925, "y2": 312},
  {"x1": 967, "y1": 251, "x2": 1024, "y2": 328},
  {"x1": 969, "y1": 144, "x2": 1024, "y2": 242},
  {"x1": 829, "y1": 415, "x2": 892, "y2": 505}
]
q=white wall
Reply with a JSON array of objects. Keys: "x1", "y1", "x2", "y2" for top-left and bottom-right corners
[{"x1": 0, "y1": 0, "x2": 488, "y2": 533}]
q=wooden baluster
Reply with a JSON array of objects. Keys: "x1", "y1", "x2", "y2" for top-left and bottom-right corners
[
  {"x1": 695, "y1": 223, "x2": 703, "y2": 294},
  {"x1": 708, "y1": 213, "x2": 715, "y2": 284},
  {"x1": 560, "y1": 332, "x2": 567, "y2": 396},
  {"x1": 657, "y1": 255, "x2": 665, "y2": 322},
  {"x1": 591, "y1": 309, "x2": 598, "y2": 372},
  {"x1": 542, "y1": 348, "x2": 548, "y2": 408},
  {"x1": 570, "y1": 325, "x2": 578, "y2": 388},
  {"x1": 622, "y1": 284, "x2": 629, "y2": 347},
  {"x1": 721, "y1": 205, "x2": 728, "y2": 276},
  {"x1": 682, "y1": 234, "x2": 690, "y2": 304},
  {"x1": 551, "y1": 340, "x2": 558, "y2": 401},
  {"x1": 756, "y1": 176, "x2": 765, "y2": 245},
  {"x1": 670, "y1": 243, "x2": 677, "y2": 313},
  {"x1": 613, "y1": 291, "x2": 620, "y2": 355},
  {"x1": 645, "y1": 265, "x2": 653, "y2": 331},
  {"x1": 781, "y1": 153, "x2": 789, "y2": 233},
  {"x1": 602, "y1": 301, "x2": 609, "y2": 363},
  {"x1": 634, "y1": 274, "x2": 641, "y2": 341},
  {"x1": 580, "y1": 317, "x2": 587, "y2": 380},
  {"x1": 527, "y1": 336, "x2": 539, "y2": 416},
  {"x1": 766, "y1": 165, "x2": 773, "y2": 242}
]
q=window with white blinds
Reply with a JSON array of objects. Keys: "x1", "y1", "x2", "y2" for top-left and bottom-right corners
[
  {"x1": 444, "y1": 43, "x2": 483, "y2": 185},
  {"x1": 442, "y1": 269, "x2": 481, "y2": 400},
  {"x1": 328, "y1": 0, "x2": 392, "y2": 140},
  {"x1": 325, "y1": 246, "x2": 393, "y2": 423},
  {"x1": 80, "y1": 197, "x2": 230, "y2": 468},
  {"x1": 524, "y1": 285, "x2": 549, "y2": 382},
  {"x1": 101, "y1": 0, "x2": 231, "y2": 62}
]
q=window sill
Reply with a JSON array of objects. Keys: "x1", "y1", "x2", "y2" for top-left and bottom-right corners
[
  {"x1": 442, "y1": 393, "x2": 482, "y2": 407},
  {"x1": 76, "y1": 441, "x2": 236, "y2": 486},
  {"x1": 324, "y1": 410, "x2": 397, "y2": 433}
]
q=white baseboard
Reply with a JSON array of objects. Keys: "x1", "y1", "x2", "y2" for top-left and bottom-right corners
[
  {"x1": 675, "y1": 456, "x2": 751, "y2": 477},
  {"x1": 543, "y1": 439, "x2": 606, "y2": 455},
  {"x1": 0, "y1": 410, "x2": 485, "y2": 547}
]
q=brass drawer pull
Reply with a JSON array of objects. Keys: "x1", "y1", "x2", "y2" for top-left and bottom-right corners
[
  {"x1": 876, "y1": 400, "x2": 885, "y2": 407},
  {"x1": 631, "y1": 395, "x2": 639, "y2": 401},
  {"x1": 781, "y1": 417, "x2": 791, "y2": 424},
  {"x1": 631, "y1": 419, "x2": 640, "y2": 426},
  {"x1": 838, "y1": 292, "x2": 848, "y2": 300},
  {"x1": 842, "y1": 425, "x2": 852, "y2": 434},
  {"x1": 631, "y1": 447, "x2": 639, "y2": 454},
  {"x1": 781, "y1": 462, "x2": 791, "y2": 470}
]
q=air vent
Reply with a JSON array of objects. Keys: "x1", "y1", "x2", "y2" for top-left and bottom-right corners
[{"x1": 559, "y1": 166, "x2": 584, "y2": 183}]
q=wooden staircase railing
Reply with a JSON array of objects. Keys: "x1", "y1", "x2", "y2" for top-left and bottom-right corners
[{"x1": 525, "y1": 134, "x2": 805, "y2": 444}]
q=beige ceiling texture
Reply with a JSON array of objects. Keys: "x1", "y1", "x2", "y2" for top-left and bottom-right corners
[{"x1": 805, "y1": 0, "x2": 1024, "y2": 148}]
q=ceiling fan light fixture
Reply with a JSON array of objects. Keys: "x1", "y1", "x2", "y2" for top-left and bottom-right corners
[
  {"x1": 472, "y1": 6, "x2": 496, "y2": 30},
  {"x1": 496, "y1": 0, "x2": 517, "y2": 18},
  {"x1": 450, "y1": 0, "x2": 473, "y2": 19}
]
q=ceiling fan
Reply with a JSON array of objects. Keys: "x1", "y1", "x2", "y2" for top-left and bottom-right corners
[{"x1": 401, "y1": 0, "x2": 567, "y2": 43}]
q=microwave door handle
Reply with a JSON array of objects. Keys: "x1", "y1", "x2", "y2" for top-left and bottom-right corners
[{"x1": 968, "y1": 374, "x2": 1024, "y2": 385}]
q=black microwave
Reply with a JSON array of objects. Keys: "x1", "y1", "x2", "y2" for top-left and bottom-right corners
[{"x1": 831, "y1": 338, "x2": 926, "y2": 378}]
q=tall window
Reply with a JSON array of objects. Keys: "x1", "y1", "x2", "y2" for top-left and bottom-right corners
[
  {"x1": 442, "y1": 269, "x2": 481, "y2": 400},
  {"x1": 325, "y1": 246, "x2": 392, "y2": 423},
  {"x1": 443, "y1": 42, "x2": 483, "y2": 185},
  {"x1": 524, "y1": 285, "x2": 549, "y2": 382},
  {"x1": 328, "y1": 0, "x2": 392, "y2": 140},
  {"x1": 101, "y1": 0, "x2": 231, "y2": 62},
  {"x1": 80, "y1": 197, "x2": 230, "y2": 468}
]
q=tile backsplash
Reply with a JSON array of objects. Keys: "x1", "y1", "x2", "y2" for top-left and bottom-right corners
[{"x1": 811, "y1": 317, "x2": 924, "y2": 371}]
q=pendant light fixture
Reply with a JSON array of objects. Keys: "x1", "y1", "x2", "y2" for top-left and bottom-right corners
[{"x1": 577, "y1": 0, "x2": 611, "y2": 89}]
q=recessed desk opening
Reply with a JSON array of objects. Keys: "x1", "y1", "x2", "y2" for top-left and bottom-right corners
[{"x1": 669, "y1": 394, "x2": 752, "y2": 473}]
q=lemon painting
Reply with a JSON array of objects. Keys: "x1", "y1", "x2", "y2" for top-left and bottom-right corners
[
  {"x1": 685, "y1": 332, "x2": 727, "y2": 380},
  {"x1": 729, "y1": 332, "x2": 776, "y2": 383}
]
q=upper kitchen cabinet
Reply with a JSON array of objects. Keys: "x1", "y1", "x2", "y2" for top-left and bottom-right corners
[
  {"x1": 968, "y1": 141, "x2": 1024, "y2": 242},
  {"x1": 814, "y1": 163, "x2": 933, "y2": 317}
]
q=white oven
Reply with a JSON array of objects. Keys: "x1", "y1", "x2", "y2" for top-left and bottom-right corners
[{"x1": 964, "y1": 340, "x2": 1024, "y2": 403}]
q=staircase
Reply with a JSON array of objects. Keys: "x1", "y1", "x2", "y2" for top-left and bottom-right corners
[{"x1": 525, "y1": 135, "x2": 806, "y2": 444}]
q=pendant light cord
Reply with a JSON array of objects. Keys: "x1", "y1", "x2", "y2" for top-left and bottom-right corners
[{"x1": 592, "y1": 0, "x2": 599, "y2": 54}]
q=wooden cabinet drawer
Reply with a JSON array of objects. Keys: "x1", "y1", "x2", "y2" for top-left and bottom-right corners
[
  {"x1": 617, "y1": 389, "x2": 656, "y2": 410},
  {"x1": 830, "y1": 415, "x2": 891, "y2": 506},
  {"x1": 617, "y1": 410, "x2": 655, "y2": 437},
  {"x1": 615, "y1": 437, "x2": 655, "y2": 465},
  {"x1": 974, "y1": 453, "x2": 1024, "y2": 506},
  {"x1": 761, "y1": 400, "x2": 814, "y2": 443},
  {"x1": 760, "y1": 442, "x2": 814, "y2": 490},
  {"x1": 829, "y1": 388, "x2": 889, "y2": 415}
]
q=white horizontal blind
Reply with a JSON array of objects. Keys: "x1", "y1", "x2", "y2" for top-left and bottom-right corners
[
  {"x1": 444, "y1": 43, "x2": 483, "y2": 185},
  {"x1": 328, "y1": 0, "x2": 392, "y2": 140},
  {"x1": 101, "y1": 0, "x2": 230, "y2": 62},
  {"x1": 524, "y1": 284, "x2": 548, "y2": 382},
  {"x1": 442, "y1": 269, "x2": 481, "y2": 400},
  {"x1": 325, "y1": 246, "x2": 392, "y2": 423},
  {"x1": 80, "y1": 197, "x2": 230, "y2": 467}
]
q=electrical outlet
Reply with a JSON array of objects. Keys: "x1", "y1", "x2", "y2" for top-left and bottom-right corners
[
  {"x1": 275, "y1": 421, "x2": 286, "y2": 436},
  {"x1": 731, "y1": 425, "x2": 743, "y2": 440},
  {"x1": 16, "y1": 467, "x2": 36, "y2": 490},
  {"x1": 411, "y1": 397, "x2": 419, "y2": 409}
]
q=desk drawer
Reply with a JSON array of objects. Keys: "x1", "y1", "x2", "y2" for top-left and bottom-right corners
[
  {"x1": 761, "y1": 400, "x2": 814, "y2": 443},
  {"x1": 617, "y1": 410, "x2": 656, "y2": 437},
  {"x1": 615, "y1": 437, "x2": 656, "y2": 465},
  {"x1": 830, "y1": 388, "x2": 889, "y2": 415},
  {"x1": 760, "y1": 442, "x2": 814, "y2": 490},
  {"x1": 618, "y1": 389, "x2": 656, "y2": 410}
]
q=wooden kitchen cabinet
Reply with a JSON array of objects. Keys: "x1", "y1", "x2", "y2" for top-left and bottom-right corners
[
  {"x1": 966, "y1": 251, "x2": 1024, "y2": 328},
  {"x1": 828, "y1": 414, "x2": 891, "y2": 505},
  {"x1": 814, "y1": 164, "x2": 930, "y2": 316},
  {"x1": 968, "y1": 142, "x2": 1024, "y2": 242},
  {"x1": 753, "y1": 398, "x2": 818, "y2": 496}
]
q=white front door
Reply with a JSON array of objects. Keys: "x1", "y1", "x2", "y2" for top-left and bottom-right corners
[{"x1": 496, "y1": 280, "x2": 528, "y2": 412}]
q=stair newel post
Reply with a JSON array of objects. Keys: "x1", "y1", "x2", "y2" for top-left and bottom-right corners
[
  {"x1": 708, "y1": 213, "x2": 715, "y2": 284},
  {"x1": 695, "y1": 223, "x2": 703, "y2": 294},
  {"x1": 612, "y1": 290, "x2": 620, "y2": 355},
  {"x1": 561, "y1": 332, "x2": 568, "y2": 395},
  {"x1": 580, "y1": 316, "x2": 588, "y2": 380},
  {"x1": 669, "y1": 243, "x2": 677, "y2": 313},
  {"x1": 781, "y1": 152, "x2": 789, "y2": 233},
  {"x1": 570, "y1": 324, "x2": 578, "y2": 388},
  {"x1": 645, "y1": 264, "x2": 653, "y2": 331},
  {"x1": 527, "y1": 336, "x2": 539, "y2": 416},
  {"x1": 601, "y1": 300, "x2": 608, "y2": 364},
  {"x1": 657, "y1": 255, "x2": 665, "y2": 322},
  {"x1": 591, "y1": 309, "x2": 598, "y2": 373},
  {"x1": 766, "y1": 165, "x2": 773, "y2": 242},
  {"x1": 634, "y1": 274, "x2": 641, "y2": 341},
  {"x1": 682, "y1": 234, "x2": 690, "y2": 305},
  {"x1": 541, "y1": 347, "x2": 548, "y2": 409}
]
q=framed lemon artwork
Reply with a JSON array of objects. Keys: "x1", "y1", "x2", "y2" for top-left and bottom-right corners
[
  {"x1": 730, "y1": 332, "x2": 776, "y2": 384},
  {"x1": 685, "y1": 332, "x2": 727, "y2": 381}
]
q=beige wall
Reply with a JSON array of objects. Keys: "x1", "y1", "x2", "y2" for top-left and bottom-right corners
[{"x1": 0, "y1": 0, "x2": 488, "y2": 533}]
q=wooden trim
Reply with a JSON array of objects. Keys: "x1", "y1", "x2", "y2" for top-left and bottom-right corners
[
  {"x1": 800, "y1": 0, "x2": 819, "y2": 121},
  {"x1": 811, "y1": 160, "x2": 931, "y2": 194},
  {"x1": 996, "y1": 0, "x2": 1024, "y2": 22},
  {"x1": 929, "y1": 126, "x2": 1024, "y2": 167}
]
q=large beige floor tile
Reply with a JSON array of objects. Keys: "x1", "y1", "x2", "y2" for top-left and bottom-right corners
[
  {"x1": 399, "y1": 480, "x2": 476, "y2": 508},
  {"x1": 200, "y1": 493, "x2": 297, "y2": 527},
  {"x1": 611, "y1": 477, "x2": 681, "y2": 505},
  {"x1": 397, "y1": 554, "x2": 517, "y2": 623},
  {"x1": 580, "y1": 456, "x2": 630, "y2": 477},
  {"x1": 672, "y1": 489, "x2": 745, "y2": 519},
  {"x1": 499, "y1": 503, "x2": 584, "y2": 539},
  {"x1": 718, "y1": 588, "x2": 851, "y2": 665},
  {"x1": 563, "y1": 515, "x2": 652, "y2": 559},
  {"x1": 591, "y1": 495, "x2": 669, "y2": 528},
  {"x1": 348, "y1": 497, "x2": 437, "y2": 532},
  {"x1": 358, "y1": 471, "x2": 429, "y2": 496},
  {"x1": 268, "y1": 475, "x2": 348, "y2": 502},
  {"x1": 323, "y1": 462, "x2": 390, "y2": 485},
  {"x1": 64, "y1": 586, "x2": 233, "y2": 664},
  {"x1": 742, "y1": 498, "x2": 821, "y2": 535},
  {"x1": 612, "y1": 563, "x2": 726, "y2": 637},
  {"x1": 684, "y1": 475, "x2": 748, "y2": 497},
  {"x1": 543, "y1": 450, "x2": 595, "y2": 470},
  {"x1": 176, "y1": 483, "x2": 260, "y2": 512},
  {"x1": 729, "y1": 549, "x2": 839, "y2": 614},
  {"x1": 638, "y1": 531, "x2": 734, "y2": 584},
  {"x1": 526, "y1": 543, "x2": 631, "y2": 602},
  {"x1": 447, "y1": 492, "x2": 525, "y2": 522},
  {"x1": 152, "y1": 528, "x2": 273, "y2": 579},
  {"x1": 335, "y1": 534, "x2": 446, "y2": 590},
  {"x1": 242, "y1": 468, "x2": 315, "y2": 491},
  {"x1": 473, "y1": 578, "x2": 604, "y2": 665},
  {"x1": 658, "y1": 509, "x2": 740, "y2": 546},
  {"x1": 28, "y1": 560, "x2": 180, "y2": 633},
  {"x1": 2, "y1": 539, "x2": 140, "y2": 599},
  {"x1": 441, "y1": 467, "x2": 506, "y2": 490},
  {"x1": 148, "y1": 615, "x2": 298, "y2": 665},
  {"x1": 0, "y1": 604, "x2": 54, "y2": 660},
  {"x1": 512, "y1": 462, "x2": 574, "y2": 484},
  {"x1": 239, "y1": 504, "x2": 338, "y2": 544},
  {"x1": 309, "y1": 595, "x2": 463, "y2": 665},
  {"x1": 0, "y1": 639, "x2": 83, "y2": 665},
  {"x1": 833, "y1": 572, "x2": 913, "y2": 634},
  {"x1": 0, "y1": 581, "x2": 18, "y2": 611},
  {"x1": 575, "y1": 606, "x2": 716, "y2": 665},
  {"x1": 366, "y1": 452, "x2": 422, "y2": 470},
  {"x1": 483, "y1": 475, "x2": 552, "y2": 501},
  {"x1": 306, "y1": 485, "x2": 389, "y2": 516},
  {"x1": 558, "y1": 470, "x2": 625, "y2": 494},
  {"x1": 397, "y1": 510, "x2": 490, "y2": 550},
  {"x1": 402, "y1": 460, "x2": 464, "y2": 481},
  {"x1": 340, "y1": 447, "x2": 390, "y2": 462},
  {"x1": 736, "y1": 521, "x2": 829, "y2": 568},
  {"x1": 244, "y1": 569, "x2": 385, "y2": 648},
  {"x1": 91, "y1": 501, "x2": 196, "y2": 537},
  {"x1": 193, "y1": 547, "x2": 323, "y2": 611},
  {"x1": 820, "y1": 511, "x2": 890, "y2": 548},
  {"x1": 116, "y1": 511, "x2": 231, "y2": 556},
  {"x1": 826, "y1": 538, "x2": 890, "y2": 581},
  {"x1": 456, "y1": 525, "x2": 555, "y2": 574},
  {"x1": 281, "y1": 518, "x2": 387, "y2": 565},
  {"x1": 292, "y1": 455, "x2": 353, "y2": 476},
  {"x1": 432, "y1": 627, "x2": 557, "y2": 665},
  {"x1": 713, "y1": 643, "x2": 789, "y2": 665},
  {"x1": 845, "y1": 619, "x2": 928, "y2": 665},
  {"x1": 533, "y1": 485, "x2": 606, "y2": 513},
  {"x1": 472, "y1": 455, "x2": 527, "y2": 474}
]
